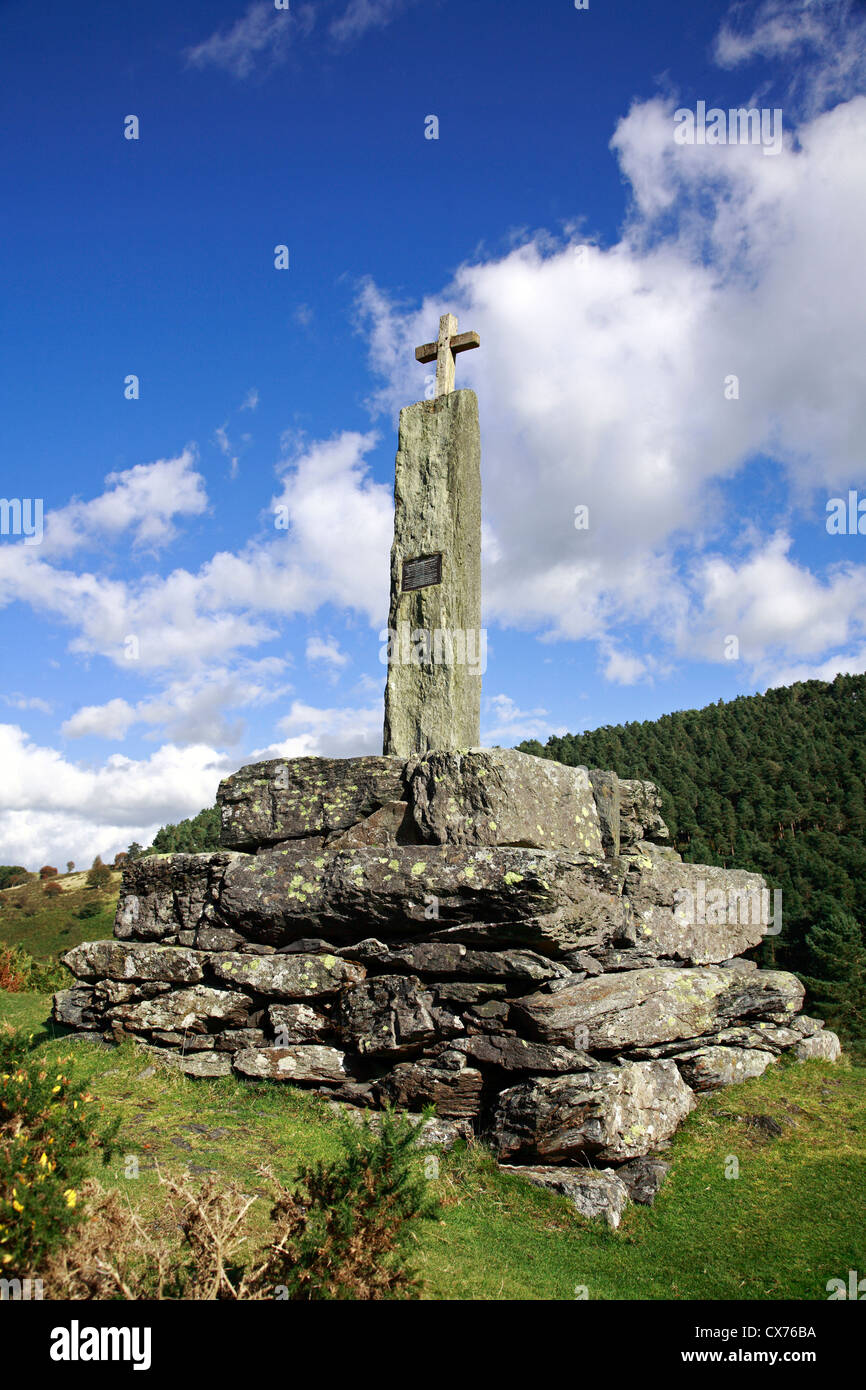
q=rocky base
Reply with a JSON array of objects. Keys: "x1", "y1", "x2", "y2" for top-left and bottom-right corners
[{"x1": 54, "y1": 749, "x2": 841, "y2": 1228}]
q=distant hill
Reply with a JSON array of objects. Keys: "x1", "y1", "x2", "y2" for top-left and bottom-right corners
[{"x1": 519, "y1": 673, "x2": 866, "y2": 1050}]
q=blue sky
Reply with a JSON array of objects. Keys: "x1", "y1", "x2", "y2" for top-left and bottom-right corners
[{"x1": 1, "y1": 0, "x2": 865, "y2": 867}]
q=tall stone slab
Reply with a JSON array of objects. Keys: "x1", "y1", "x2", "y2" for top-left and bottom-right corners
[{"x1": 383, "y1": 389, "x2": 482, "y2": 758}]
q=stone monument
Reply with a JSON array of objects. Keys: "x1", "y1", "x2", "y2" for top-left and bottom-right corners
[
  {"x1": 53, "y1": 322, "x2": 840, "y2": 1229},
  {"x1": 384, "y1": 314, "x2": 482, "y2": 758}
]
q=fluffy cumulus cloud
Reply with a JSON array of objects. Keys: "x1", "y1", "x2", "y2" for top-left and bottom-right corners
[
  {"x1": 357, "y1": 33, "x2": 866, "y2": 685},
  {"x1": 255, "y1": 699, "x2": 383, "y2": 759},
  {"x1": 0, "y1": 725, "x2": 234, "y2": 868},
  {"x1": 0, "y1": 433, "x2": 391, "y2": 676}
]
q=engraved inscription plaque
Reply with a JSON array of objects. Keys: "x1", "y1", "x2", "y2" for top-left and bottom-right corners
[{"x1": 402, "y1": 552, "x2": 442, "y2": 592}]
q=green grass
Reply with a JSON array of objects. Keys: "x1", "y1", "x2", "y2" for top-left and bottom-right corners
[
  {"x1": 2, "y1": 987, "x2": 864, "y2": 1300},
  {"x1": 0, "y1": 874, "x2": 120, "y2": 960}
]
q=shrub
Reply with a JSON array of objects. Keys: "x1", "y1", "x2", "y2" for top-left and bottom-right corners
[
  {"x1": 0, "y1": 946, "x2": 28, "y2": 993},
  {"x1": 0, "y1": 945, "x2": 69, "y2": 995},
  {"x1": 39, "y1": 1108, "x2": 438, "y2": 1300},
  {"x1": 0, "y1": 1028, "x2": 118, "y2": 1274},
  {"x1": 260, "y1": 1106, "x2": 439, "y2": 1300},
  {"x1": 39, "y1": 866, "x2": 58, "y2": 880},
  {"x1": 86, "y1": 859, "x2": 112, "y2": 890},
  {"x1": 74, "y1": 902, "x2": 101, "y2": 920},
  {"x1": 0, "y1": 866, "x2": 30, "y2": 891},
  {"x1": 43, "y1": 881, "x2": 62, "y2": 897}
]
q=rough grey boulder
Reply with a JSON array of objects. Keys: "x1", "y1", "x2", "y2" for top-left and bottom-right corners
[
  {"x1": 452, "y1": 1034, "x2": 597, "y2": 1074},
  {"x1": 114, "y1": 852, "x2": 237, "y2": 942},
  {"x1": 619, "y1": 779, "x2": 670, "y2": 847},
  {"x1": 53, "y1": 985, "x2": 100, "y2": 1030},
  {"x1": 268, "y1": 1002, "x2": 331, "y2": 1043},
  {"x1": 376, "y1": 941, "x2": 569, "y2": 984},
  {"x1": 616, "y1": 1156, "x2": 671, "y2": 1206},
  {"x1": 674, "y1": 1045, "x2": 777, "y2": 1091},
  {"x1": 217, "y1": 756, "x2": 406, "y2": 850},
  {"x1": 500, "y1": 1165, "x2": 631, "y2": 1229},
  {"x1": 338, "y1": 975, "x2": 447, "y2": 1057},
  {"x1": 625, "y1": 859, "x2": 771, "y2": 964},
  {"x1": 408, "y1": 748, "x2": 604, "y2": 855},
  {"x1": 375, "y1": 1051, "x2": 484, "y2": 1119},
  {"x1": 512, "y1": 966, "x2": 805, "y2": 1050},
  {"x1": 792, "y1": 1030, "x2": 842, "y2": 1061},
  {"x1": 494, "y1": 1060, "x2": 695, "y2": 1164},
  {"x1": 143, "y1": 1048, "x2": 233, "y2": 1078}
]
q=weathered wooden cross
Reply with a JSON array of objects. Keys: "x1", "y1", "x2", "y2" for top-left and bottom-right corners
[{"x1": 415, "y1": 313, "x2": 480, "y2": 397}]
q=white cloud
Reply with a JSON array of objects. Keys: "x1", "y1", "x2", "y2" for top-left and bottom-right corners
[
  {"x1": 330, "y1": 0, "x2": 419, "y2": 45},
  {"x1": 600, "y1": 646, "x2": 650, "y2": 686},
  {"x1": 256, "y1": 699, "x2": 383, "y2": 758},
  {"x1": 61, "y1": 663, "x2": 291, "y2": 746},
  {"x1": 688, "y1": 532, "x2": 866, "y2": 669},
  {"x1": 0, "y1": 724, "x2": 233, "y2": 869},
  {"x1": 481, "y1": 694, "x2": 565, "y2": 746},
  {"x1": 715, "y1": 0, "x2": 866, "y2": 116},
  {"x1": 185, "y1": 2, "x2": 315, "y2": 79},
  {"x1": 40, "y1": 452, "x2": 207, "y2": 557},
  {"x1": 0, "y1": 432, "x2": 392, "y2": 674},
  {"x1": 240, "y1": 387, "x2": 259, "y2": 412},
  {"x1": 3, "y1": 694, "x2": 53, "y2": 715},
  {"x1": 306, "y1": 635, "x2": 350, "y2": 671}
]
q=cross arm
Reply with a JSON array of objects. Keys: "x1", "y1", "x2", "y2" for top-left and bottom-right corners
[{"x1": 415, "y1": 331, "x2": 480, "y2": 364}]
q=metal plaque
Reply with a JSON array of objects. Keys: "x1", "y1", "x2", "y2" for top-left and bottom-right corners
[{"x1": 402, "y1": 552, "x2": 442, "y2": 592}]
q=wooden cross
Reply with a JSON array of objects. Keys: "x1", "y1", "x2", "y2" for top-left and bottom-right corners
[{"x1": 415, "y1": 313, "x2": 480, "y2": 398}]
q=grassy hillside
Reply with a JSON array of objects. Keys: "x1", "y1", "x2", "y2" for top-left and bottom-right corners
[
  {"x1": 0, "y1": 869, "x2": 121, "y2": 961},
  {"x1": 2, "y1": 990, "x2": 864, "y2": 1301}
]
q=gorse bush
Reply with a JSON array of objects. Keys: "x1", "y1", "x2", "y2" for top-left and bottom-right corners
[
  {"x1": 0, "y1": 1028, "x2": 118, "y2": 1274},
  {"x1": 0, "y1": 946, "x2": 28, "y2": 993},
  {"x1": 0, "y1": 945, "x2": 68, "y2": 994},
  {"x1": 41, "y1": 1107, "x2": 439, "y2": 1300},
  {"x1": 263, "y1": 1106, "x2": 440, "y2": 1300}
]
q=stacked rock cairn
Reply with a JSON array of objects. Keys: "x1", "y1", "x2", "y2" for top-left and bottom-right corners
[{"x1": 54, "y1": 749, "x2": 841, "y2": 1227}]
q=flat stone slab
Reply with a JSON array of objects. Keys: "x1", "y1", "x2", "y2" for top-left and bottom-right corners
[
  {"x1": 513, "y1": 966, "x2": 805, "y2": 1050},
  {"x1": 63, "y1": 940, "x2": 206, "y2": 984},
  {"x1": 212, "y1": 952, "x2": 365, "y2": 999},
  {"x1": 109, "y1": 985, "x2": 252, "y2": 1033},
  {"x1": 217, "y1": 756, "x2": 406, "y2": 850},
  {"x1": 499, "y1": 1165, "x2": 631, "y2": 1228},
  {"x1": 214, "y1": 844, "x2": 630, "y2": 947},
  {"x1": 408, "y1": 749, "x2": 604, "y2": 855},
  {"x1": 232, "y1": 1046, "x2": 348, "y2": 1083}
]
